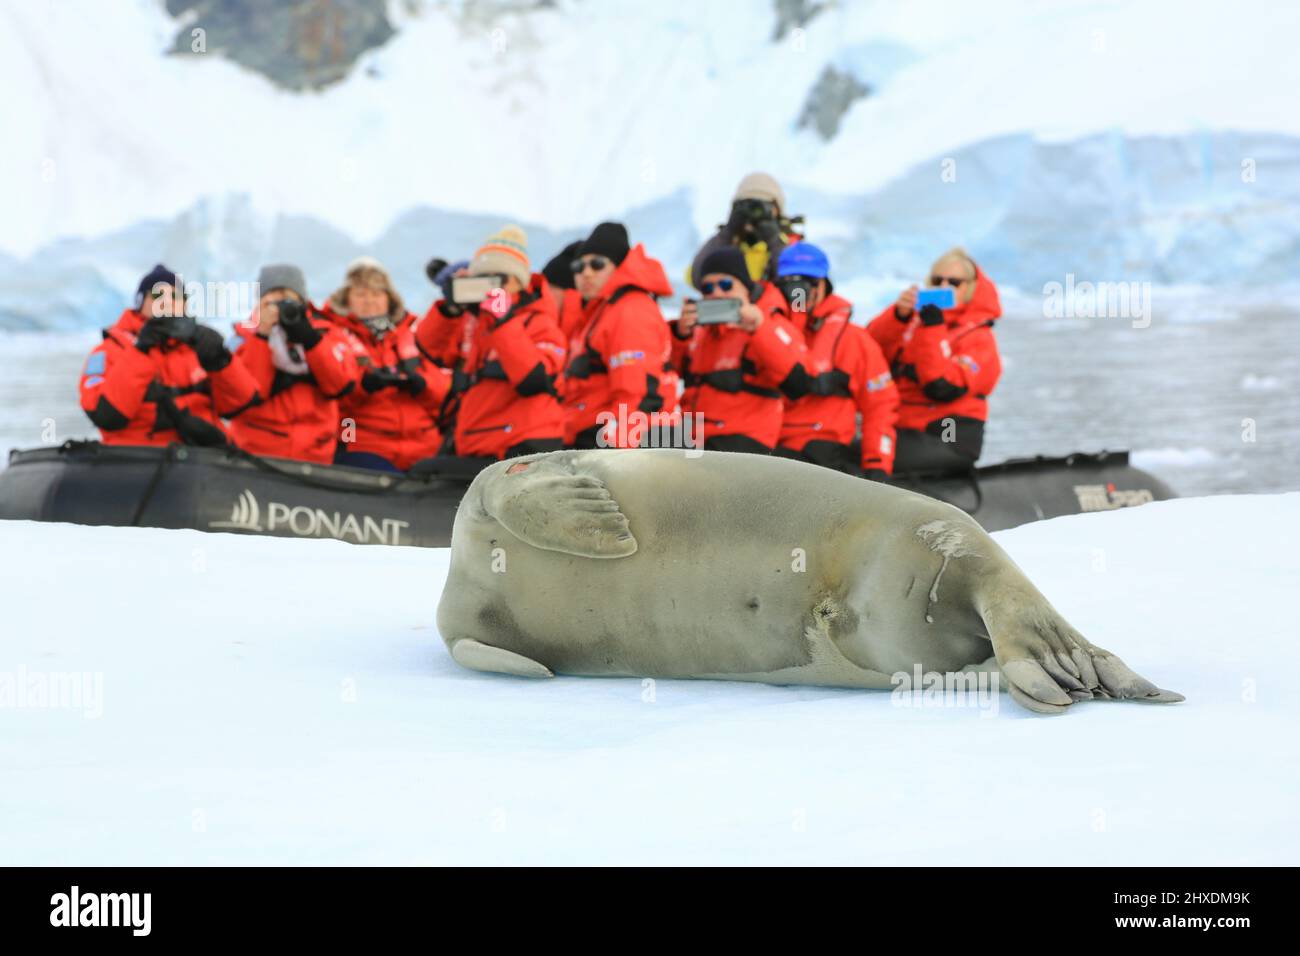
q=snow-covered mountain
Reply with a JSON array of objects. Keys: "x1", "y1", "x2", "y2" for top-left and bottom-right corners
[{"x1": 2, "y1": 0, "x2": 1298, "y2": 329}]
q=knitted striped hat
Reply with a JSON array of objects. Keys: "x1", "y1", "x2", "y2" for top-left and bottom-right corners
[{"x1": 470, "y1": 224, "x2": 530, "y2": 287}]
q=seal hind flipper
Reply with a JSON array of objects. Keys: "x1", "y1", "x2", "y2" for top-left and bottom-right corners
[
  {"x1": 981, "y1": 588, "x2": 1185, "y2": 712},
  {"x1": 450, "y1": 639, "x2": 554, "y2": 678},
  {"x1": 481, "y1": 466, "x2": 637, "y2": 559}
]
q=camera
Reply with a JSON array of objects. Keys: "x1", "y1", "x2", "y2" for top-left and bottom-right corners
[
  {"x1": 276, "y1": 298, "x2": 306, "y2": 325},
  {"x1": 452, "y1": 276, "x2": 501, "y2": 305},
  {"x1": 916, "y1": 288, "x2": 956, "y2": 310},
  {"x1": 733, "y1": 198, "x2": 776, "y2": 223},
  {"x1": 776, "y1": 276, "x2": 817, "y2": 313},
  {"x1": 695, "y1": 297, "x2": 742, "y2": 326},
  {"x1": 155, "y1": 314, "x2": 197, "y2": 342}
]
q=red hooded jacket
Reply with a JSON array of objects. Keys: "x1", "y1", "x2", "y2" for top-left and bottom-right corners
[
  {"x1": 562, "y1": 245, "x2": 678, "y2": 447},
  {"x1": 778, "y1": 293, "x2": 899, "y2": 473},
  {"x1": 672, "y1": 282, "x2": 808, "y2": 449},
  {"x1": 556, "y1": 287, "x2": 586, "y2": 341},
  {"x1": 415, "y1": 274, "x2": 567, "y2": 458},
  {"x1": 80, "y1": 309, "x2": 260, "y2": 447},
  {"x1": 325, "y1": 308, "x2": 453, "y2": 470},
  {"x1": 227, "y1": 310, "x2": 361, "y2": 463},
  {"x1": 866, "y1": 269, "x2": 1002, "y2": 432}
]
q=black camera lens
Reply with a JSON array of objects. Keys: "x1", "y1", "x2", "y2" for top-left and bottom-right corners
[{"x1": 277, "y1": 299, "x2": 305, "y2": 324}]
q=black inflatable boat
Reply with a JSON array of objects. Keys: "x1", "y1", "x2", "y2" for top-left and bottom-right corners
[{"x1": 0, "y1": 441, "x2": 1175, "y2": 547}]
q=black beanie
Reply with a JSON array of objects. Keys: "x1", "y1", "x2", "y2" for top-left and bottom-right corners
[
  {"x1": 135, "y1": 263, "x2": 179, "y2": 308},
  {"x1": 578, "y1": 222, "x2": 630, "y2": 265},
  {"x1": 696, "y1": 247, "x2": 754, "y2": 296},
  {"x1": 542, "y1": 240, "x2": 583, "y2": 290}
]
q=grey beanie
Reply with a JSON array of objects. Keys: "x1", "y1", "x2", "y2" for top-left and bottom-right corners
[{"x1": 257, "y1": 263, "x2": 308, "y2": 301}]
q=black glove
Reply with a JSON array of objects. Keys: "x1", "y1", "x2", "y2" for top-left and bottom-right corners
[
  {"x1": 278, "y1": 303, "x2": 322, "y2": 349},
  {"x1": 396, "y1": 358, "x2": 427, "y2": 396},
  {"x1": 919, "y1": 304, "x2": 945, "y2": 327},
  {"x1": 191, "y1": 325, "x2": 232, "y2": 371},
  {"x1": 134, "y1": 320, "x2": 169, "y2": 353},
  {"x1": 437, "y1": 299, "x2": 464, "y2": 319},
  {"x1": 362, "y1": 368, "x2": 404, "y2": 393},
  {"x1": 863, "y1": 468, "x2": 889, "y2": 482},
  {"x1": 724, "y1": 203, "x2": 749, "y2": 240},
  {"x1": 398, "y1": 369, "x2": 427, "y2": 396}
]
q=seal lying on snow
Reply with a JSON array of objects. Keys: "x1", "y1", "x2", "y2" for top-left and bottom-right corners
[{"x1": 436, "y1": 449, "x2": 1183, "y2": 714}]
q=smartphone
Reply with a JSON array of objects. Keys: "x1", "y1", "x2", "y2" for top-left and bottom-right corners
[
  {"x1": 451, "y1": 276, "x2": 499, "y2": 305},
  {"x1": 916, "y1": 287, "x2": 955, "y2": 310},
  {"x1": 695, "y1": 298, "x2": 741, "y2": 326}
]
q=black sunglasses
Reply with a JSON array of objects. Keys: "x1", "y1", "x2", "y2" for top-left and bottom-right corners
[
  {"x1": 570, "y1": 256, "x2": 610, "y2": 274},
  {"x1": 700, "y1": 278, "x2": 736, "y2": 295},
  {"x1": 929, "y1": 275, "x2": 969, "y2": 288}
]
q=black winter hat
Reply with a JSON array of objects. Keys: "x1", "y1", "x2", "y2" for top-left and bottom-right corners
[
  {"x1": 578, "y1": 222, "x2": 630, "y2": 265},
  {"x1": 542, "y1": 240, "x2": 583, "y2": 290},
  {"x1": 696, "y1": 247, "x2": 754, "y2": 296},
  {"x1": 135, "y1": 263, "x2": 179, "y2": 308}
]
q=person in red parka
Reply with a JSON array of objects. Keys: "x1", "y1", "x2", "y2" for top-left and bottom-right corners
[
  {"x1": 227, "y1": 264, "x2": 360, "y2": 463},
  {"x1": 80, "y1": 264, "x2": 260, "y2": 448},
  {"x1": 771, "y1": 243, "x2": 899, "y2": 478},
  {"x1": 670, "y1": 246, "x2": 811, "y2": 453},
  {"x1": 562, "y1": 222, "x2": 679, "y2": 449},
  {"x1": 541, "y1": 240, "x2": 587, "y2": 341},
  {"x1": 867, "y1": 247, "x2": 1002, "y2": 472},
  {"x1": 415, "y1": 225, "x2": 567, "y2": 459},
  {"x1": 323, "y1": 256, "x2": 451, "y2": 472}
]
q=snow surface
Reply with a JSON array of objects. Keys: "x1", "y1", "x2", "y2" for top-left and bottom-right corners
[
  {"x1": 2, "y1": 492, "x2": 1297, "y2": 865},
  {"x1": 3, "y1": 0, "x2": 1299, "y2": 328}
]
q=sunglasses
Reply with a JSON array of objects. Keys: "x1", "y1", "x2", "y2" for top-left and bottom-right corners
[
  {"x1": 929, "y1": 276, "x2": 969, "y2": 288},
  {"x1": 570, "y1": 256, "x2": 610, "y2": 274},
  {"x1": 700, "y1": 278, "x2": 737, "y2": 295}
]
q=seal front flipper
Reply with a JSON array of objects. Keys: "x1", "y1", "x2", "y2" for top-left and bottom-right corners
[
  {"x1": 450, "y1": 639, "x2": 554, "y2": 678},
  {"x1": 480, "y1": 461, "x2": 637, "y2": 559}
]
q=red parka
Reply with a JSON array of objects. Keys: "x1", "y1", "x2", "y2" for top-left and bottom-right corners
[
  {"x1": 866, "y1": 269, "x2": 1002, "y2": 432},
  {"x1": 226, "y1": 311, "x2": 361, "y2": 463},
  {"x1": 326, "y1": 309, "x2": 453, "y2": 470},
  {"x1": 415, "y1": 274, "x2": 567, "y2": 458},
  {"x1": 556, "y1": 287, "x2": 586, "y2": 341},
  {"x1": 80, "y1": 309, "x2": 260, "y2": 447},
  {"x1": 778, "y1": 293, "x2": 899, "y2": 473},
  {"x1": 672, "y1": 282, "x2": 808, "y2": 449},
  {"x1": 562, "y1": 245, "x2": 678, "y2": 447}
]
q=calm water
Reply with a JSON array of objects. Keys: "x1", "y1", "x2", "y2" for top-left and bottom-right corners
[{"x1": 1, "y1": 309, "x2": 1296, "y2": 499}]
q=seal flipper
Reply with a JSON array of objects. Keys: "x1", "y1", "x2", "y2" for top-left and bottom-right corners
[
  {"x1": 980, "y1": 587, "x2": 1185, "y2": 714},
  {"x1": 450, "y1": 639, "x2": 554, "y2": 678},
  {"x1": 481, "y1": 464, "x2": 637, "y2": 559}
]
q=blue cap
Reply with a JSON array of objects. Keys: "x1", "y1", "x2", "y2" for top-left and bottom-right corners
[{"x1": 776, "y1": 242, "x2": 829, "y2": 280}]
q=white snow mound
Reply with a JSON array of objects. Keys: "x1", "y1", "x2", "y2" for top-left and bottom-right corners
[{"x1": 1, "y1": 492, "x2": 1296, "y2": 864}]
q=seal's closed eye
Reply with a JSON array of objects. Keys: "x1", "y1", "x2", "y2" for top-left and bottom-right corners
[{"x1": 480, "y1": 467, "x2": 637, "y2": 559}]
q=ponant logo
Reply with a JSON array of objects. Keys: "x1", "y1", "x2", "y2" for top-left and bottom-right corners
[
  {"x1": 211, "y1": 489, "x2": 262, "y2": 531},
  {"x1": 1072, "y1": 483, "x2": 1155, "y2": 512},
  {"x1": 208, "y1": 489, "x2": 410, "y2": 545}
]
